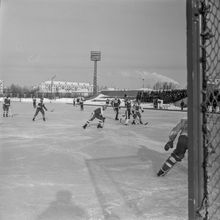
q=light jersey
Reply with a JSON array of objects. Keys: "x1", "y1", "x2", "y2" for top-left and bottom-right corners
[{"x1": 169, "y1": 118, "x2": 188, "y2": 141}]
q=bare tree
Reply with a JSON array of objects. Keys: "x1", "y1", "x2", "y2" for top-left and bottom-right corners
[{"x1": 153, "y1": 81, "x2": 178, "y2": 90}]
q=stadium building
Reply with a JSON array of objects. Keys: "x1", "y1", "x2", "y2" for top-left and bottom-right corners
[{"x1": 38, "y1": 80, "x2": 93, "y2": 97}]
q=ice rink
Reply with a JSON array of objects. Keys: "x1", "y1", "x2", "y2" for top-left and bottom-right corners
[{"x1": 0, "y1": 102, "x2": 188, "y2": 220}]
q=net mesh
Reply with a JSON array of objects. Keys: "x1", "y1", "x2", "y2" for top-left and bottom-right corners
[{"x1": 199, "y1": 0, "x2": 220, "y2": 219}]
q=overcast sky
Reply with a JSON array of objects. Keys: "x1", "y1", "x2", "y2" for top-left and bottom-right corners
[{"x1": 0, "y1": 0, "x2": 186, "y2": 89}]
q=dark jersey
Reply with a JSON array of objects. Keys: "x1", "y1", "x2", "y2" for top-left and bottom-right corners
[
  {"x1": 4, "y1": 98, "x2": 10, "y2": 106},
  {"x1": 113, "y1": 99, "x2": 120, "y2": 108},
  {"x1": 125, "y1": 100, "x2": 131, "y2": 109},
  {"x1": 133, "y1": 104, "x2": 143, "y2": 113},
  {"x1": 37, "y1": 102, "x2": 47, "y2": 110},
  {"x1": 94, "y1": 107, "x2": 103, "y2": 116}
]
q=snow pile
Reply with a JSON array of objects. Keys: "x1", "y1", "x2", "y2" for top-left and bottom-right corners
[
  {"x1": 0, "y1": 94, "x2": 185, "y2": 111},
  {"x1": 84, "y1": 94, "x2": 114, "y2": 106}
]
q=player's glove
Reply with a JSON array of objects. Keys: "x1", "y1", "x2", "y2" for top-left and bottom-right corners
[{"x1": 164, "y1": 141, "x2": 173, "y2": 151}]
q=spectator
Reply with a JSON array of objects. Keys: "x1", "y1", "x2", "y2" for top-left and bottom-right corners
[{"x1": 180, "y1": 100, "x2": 185, "y2": 111}]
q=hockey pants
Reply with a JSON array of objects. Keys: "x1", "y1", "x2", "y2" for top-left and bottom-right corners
[
  {"x1": 33, "y1": 108, "x2": 46, "y2": 120},
  {"x1": 3, "y1": 104, "x2": 9, "y2": 117},
  {"x1": 158, "y1": 135, "x2": 188, "y2": 176},
  {"x1": 132, "y1": 112, "x2": 143, "y2": 124},
  {"x1": 85, "y1": 112, "x2": 105, "y2": 127}
]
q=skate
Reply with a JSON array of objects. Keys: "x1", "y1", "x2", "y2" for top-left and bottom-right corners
[
  {"x1": 32, "y1": 118, "x2": 35, "y2": 121},
  {"x1": 97, "y1": 123, "x2": 103, "y2": 128},
  {"x1": 124, "y1": 119, "x2": 129, "y2": 125},
  {"x1": 82, "y1": 124, "x2": 87, "y2": 129},
  {"x1": 157, "y1": 169, "x2": 167, "y2": 177}
]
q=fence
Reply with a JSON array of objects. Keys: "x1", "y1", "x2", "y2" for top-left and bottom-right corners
[{"x1": 187, "y1": 0, "x2": 220, "y2": 219}]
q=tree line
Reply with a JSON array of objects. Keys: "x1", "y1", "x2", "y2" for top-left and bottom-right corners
[
  {"x1": 2, "y1": 84, "x2": 39, "y2": 97},
  {"x1": 1, "y1": 81, "x2": 181, "y2": 98}
]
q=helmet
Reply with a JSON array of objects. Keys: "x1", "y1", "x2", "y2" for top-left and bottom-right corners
[{"x1": 103, "y1": 105, "x2": 107, "y2": 110}]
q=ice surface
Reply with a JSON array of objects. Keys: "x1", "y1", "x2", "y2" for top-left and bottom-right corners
[{"x1": 0, "y1": 102, "x2": 187, "y2": 220}]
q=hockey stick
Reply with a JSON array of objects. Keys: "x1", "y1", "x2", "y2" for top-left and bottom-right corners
[
  {"x1": 33, "y1": 117, "x2": 48, "y2": 121},
  {"x1": 8, "y1": 107, "x2": 14, "y2": 117},
  {"x1": 87, "y1": 123, "x2": 102, "y2": 127},
  {"x1": 83, "y1": 122, "x2": 105, "y2": 128},
  {"x1": 120, "y1": 118, "x2": 149, "y2": 126},
  {"x1": 104, "y1": 115, "x2": 115, "y2": 120}
]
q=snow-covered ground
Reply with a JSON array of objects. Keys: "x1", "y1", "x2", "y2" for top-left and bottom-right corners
[{"x1": 0, "y1": 102, "x2": 187, "y2": 220}]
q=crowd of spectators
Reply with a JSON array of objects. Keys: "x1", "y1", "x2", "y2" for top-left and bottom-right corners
[
  {"x1": 136, "y1": 89, "x2": 187, "y2": 104},
  {"x1": 206, "y1": 89, "x2": 220, "y2": 112}
]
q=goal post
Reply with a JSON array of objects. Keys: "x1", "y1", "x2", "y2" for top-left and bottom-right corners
[{"x1": 187, "y1": 0, "x2": 204, "y2": 219}]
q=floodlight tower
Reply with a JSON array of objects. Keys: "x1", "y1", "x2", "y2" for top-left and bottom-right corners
[
  {"x1": 90, "y1": 51, "x2": 101, "y2": 95},
  {"x1": 51, "y1": 75, "x2": 56, "y2": 99}
]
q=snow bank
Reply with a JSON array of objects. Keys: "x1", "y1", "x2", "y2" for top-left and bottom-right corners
[{"x1": 0, "y1": 94, "x2": 186, "y2": 111}]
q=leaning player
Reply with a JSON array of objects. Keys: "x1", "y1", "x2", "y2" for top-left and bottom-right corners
[
  {"x1": 32, "y1": 98, "x2": 48, "y2": 121},
  {"x1": 132, "y1": 100, "x2": 144, "y2": 124},
  {"x1": 157, "y1": 118, "x2": 188, "y2": 177},
  {"x1": 3, "y1": 95, "x2": 11, "y2": 117},
  {"x1": 82, "y1": 105, "x2": 107, "y2": 129}
]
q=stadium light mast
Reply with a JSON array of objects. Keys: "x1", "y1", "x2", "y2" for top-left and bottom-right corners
[
  {"x1": 90, "y1": 51, "x2": 101, "y2": 95},
  {"x1": 51, "y1": 75, "x2": 56, "y2": 99},
  {"x1": 142, "y1": 78, "x2": 144, "y2": 89}
]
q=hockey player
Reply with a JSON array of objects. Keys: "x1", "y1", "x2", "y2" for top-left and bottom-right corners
[
  {"x1": 113, "y1": 97, "x2": 121, "y2": 120},
  {"x1": 79, "y1": 97, "x2": 84, "y2": 111},
  {"x1": 82, "y1": 105, "x2": 107, "y2": 129},
  {"x1": 157, "y1": 118, "x2": 188, "y2": 177},
  {"x1": 132, "y1": 100, "x2": 144, "y2": 124},
  {"x1": 33, "y1": 96, "x2": 37, "y2": 108},
  {"x1": 3, "y1": 95, "x2": 11, "y2": 117},
  {"x1": 125, "y1": 99, "x2": 132, "y2": 125},
  {"x1": 32, "y1": 98, "x2": 48, "y2": 121},
  {"x1": 120, "y1": 94, "x2": 132, "y2": 125},
  {"x1": 106, "y1": 98, "x2": 110, "y2": 105},
  {"x1": 73, "y1": 98, "x2": 76, "y2": 106}
]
